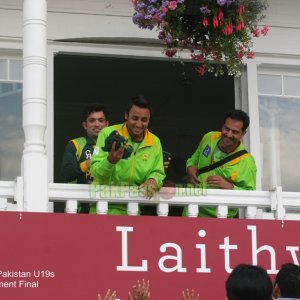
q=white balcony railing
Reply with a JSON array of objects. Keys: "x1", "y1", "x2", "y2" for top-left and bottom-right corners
[{"x1": 1, "y1": 177, "x2": 300, "y2": 220}]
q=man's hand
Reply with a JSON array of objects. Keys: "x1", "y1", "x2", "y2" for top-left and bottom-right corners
[
  {"x1": 206, "y1": 175, "x2": 233, "y2": 189},
  {"x1": 97, "y1": 289, "x2": 117, "y2": 300},
  {"x1": 108, "y1": 141, "x2": 125, "y2": 164},
  {"x1": 182, "y1": 289, "x2": 199, "y2": 300},
  {"x1": 139, "y1": 179, "x2": 157, "y2": 199},
  {"x1": 186, "y1": 166, "x2": 200, "y2": 185},
  {"x1": 128, "y1": 279, "x2": 150, "y2": 300}
]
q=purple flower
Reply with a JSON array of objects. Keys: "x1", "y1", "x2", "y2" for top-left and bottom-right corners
[
  {"x1": 149, "y1": 0, "x2": 158, "y2": 3},
  {"x1": 177, "y1": 0, "x2": 185, "y2": 3},
  {"x1": 164, "y1": 35, "x2": 173, "y2": 44},
  {"x1": 200, "y1": 6, "x2": 211, "y2": 14},
  {"x1": 132, "y1": 13, "x2": 144, "y2": 24},
  {"x1": 162, "y1": 1, "x2": 169, "y2": 6},
  {"x1": 226, "y1": 0, "x2": 235, "y2": 5},
  {"x1": 216, "y1": 0, "x2": 227, "y2": 6},
  {"x1": 136, "y1": 2, "x2": 146, "y2": 10},
  {"x1": 148, "y1": 5, "x2": 157, "y2": 14},
  {"x1": 144, "y1": 14, "x2": 152, "y2": 20}
]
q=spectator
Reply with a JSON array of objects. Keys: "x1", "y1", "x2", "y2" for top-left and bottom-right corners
[
  {"x1": 226, "y1": 264, "x2": 273, "y2": 300},
  {"x1": 273, "y1": 263, "x2": 300, "y2": 299}
]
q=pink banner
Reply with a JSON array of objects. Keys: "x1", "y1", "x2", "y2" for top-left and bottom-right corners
[{"x1": 0, "y1": 212, "x2": 299, "y2": 299}]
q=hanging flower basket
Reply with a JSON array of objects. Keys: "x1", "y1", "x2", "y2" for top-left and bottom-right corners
[{"x1": 132, "y1": 0, "x2": 269, "y2": 76}]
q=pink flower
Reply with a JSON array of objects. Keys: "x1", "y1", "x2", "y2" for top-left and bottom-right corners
[
  {"x1": 168, "y1": 1, "x2": 177, "y2": 11},
  {"x1": 213, "y1": 15, "x2": 219, "y2": 28},
  {"x1": 196, "y1": 65, "x2": 207, "y2": 76},
  {"x1": 261, "y1": 25, "x2": 269, "y2": 36},
  {"x1": 236, "y1": 20, "x2": 244, "y2": 32},
  {"x1": 237, "y1": 5, "x2": 245, "y2": 15},
  {"x1": 165, "y1": 48, "x2": 177, "y2": 57},
  {"x1": 191, "y1": 54, "x2": 205, "y2": 62},
  {"x1": 252, "y1": 28, "x2": 260, "y2": 37},
  {"x1": 247, "y1": 51, "x2": 255, "y2": 59},
  {"x1": 218, "y1": 9, "x2": 224, "y2": 21},
  {"x1": 223, "y1": 23, "x2": 233, "y2": 35},
  {"x1": 161, "y1": 5, "x2": 168, "y2": 13},
  {"x1": 238, "y1": 46, "x2": 244, "y2": 60},
  {"x1": 202, "y1": 17, "x2": 209, "y2": 27}
]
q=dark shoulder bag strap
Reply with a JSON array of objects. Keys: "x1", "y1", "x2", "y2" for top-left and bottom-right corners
[{"x1": 198, "y1": 149, "x2": 248, "y2": 175}]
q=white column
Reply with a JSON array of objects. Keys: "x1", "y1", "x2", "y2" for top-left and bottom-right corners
[
  {"x1": 22, "y1": 0, "x2": 48, "y2": 212},
  {"x1": 246, "y1": 61, "x2": 262, "y2": 191}
]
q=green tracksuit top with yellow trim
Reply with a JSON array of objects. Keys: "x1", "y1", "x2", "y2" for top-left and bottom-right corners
[
  {"x1": 90, "y1": 123, "x2": 165, "y2": 215},
  {"x1": 186, "y1": 131, "x2": 257, "y2": 218}
]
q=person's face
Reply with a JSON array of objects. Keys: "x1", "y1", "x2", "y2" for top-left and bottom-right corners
[
  {"x1": 220, "y1": 117, "x2": 245, "y2": 152},
  {"x1": 125, "y1": 105, "x2": 150, "y2": 142},
  {"x1": 82, "y1": 111, "x2": 108, "y2": 141}
]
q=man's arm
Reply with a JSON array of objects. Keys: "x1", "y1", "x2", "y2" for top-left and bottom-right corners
[
  {"x1": 90, "y1": 127, "x2": 116, "y2": 182},
  {"x1": 186, "y1": 140, "x2": 203, "y2": 185},
  {"x1": 61, "y1": 141, "x2": 87, "y2": 182},
  {"x1": 143, "y1": 138, "x2": 165, "y2": 188}
]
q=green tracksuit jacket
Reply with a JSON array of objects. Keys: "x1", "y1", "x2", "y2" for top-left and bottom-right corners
[
  {"x1": 186, "y1": 131, "x2": 257, "y2": 217},
  {"x1": 90, "y1": 123, "x2": 165, "y2": 215}
]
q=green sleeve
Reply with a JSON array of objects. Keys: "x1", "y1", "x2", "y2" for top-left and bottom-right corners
[
  {"x1": 90, "y1": 127, "x2": 115, "y2": 182},
  {"x1": 61, "y1": 141, "x2": 82, "y2": 182},
  {"x1": 186, "y1": 139, "x2": 203, "y2": 169},
  {"x1": 147, "y1": 138, "x2": 165, "y2": 188}
]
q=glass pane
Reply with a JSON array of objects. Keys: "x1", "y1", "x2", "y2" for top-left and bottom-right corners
[
  {"x1": 10, "y1": 59, "x2": 22, "y2": 81},
  {"x1": 259, "y1": 95, "x2": 300, "y2": 192},
  {"x1": 258, "y1": 74, "x2": 282, "y2": 95},
  {"x1": 0, "y1": 59, "x2": 8, "y2": 79},
  {"x1": 284, "y1": 76, "x2": 300, "y2": 96},
  {"x1": 0, "y1": 82, "x2": 23, "y2": 180}
]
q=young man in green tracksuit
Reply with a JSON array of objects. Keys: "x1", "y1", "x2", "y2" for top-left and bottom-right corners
[
  {"x1": 186, "y1": 109, "x2": 257, "y2": 218},
  {"x1": 90, "y1": 95, "x2": 165, "y2": 215},
  {"x1": 61, "y1": 104, "x2": 109, "y2": 212}
]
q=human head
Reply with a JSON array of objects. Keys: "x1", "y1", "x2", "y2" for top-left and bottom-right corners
[
  {"x1": 219, "y1": 109, "x2": 250, "y2": 153},
  {"x1": 82, "y1": 104, "x2": 109, "y2": 141},
  {"x1": 274, "y1": 263, "x2": 300, "y2": 298},
  {"x1": 125, "y1": 95, "x2": 151, "y2": 142},
  {"x1": 223, "y1": 109, "x2": 250, "y2": 133},
  {"x1": 226, "y1": 264, "x2": 273, "y2": 300}
]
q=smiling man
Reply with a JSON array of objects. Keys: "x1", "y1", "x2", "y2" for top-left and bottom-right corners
[
  {"x1": 186, "y1": 109, "x2": 257, "y2": 218},
  {"x1": 90, "y1": 95, "x2": 165, "y2": 215},
  {"x1": 61, "y1": 104, "x2": 109, "y2": 186}
]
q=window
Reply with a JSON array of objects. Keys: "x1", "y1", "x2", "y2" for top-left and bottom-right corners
[
  {"x1": 0, "y1": 58, "x2": 23, "y2": 180},
  {"x1": 258, "y1": 73, "x2": 300, "y2": 192}
]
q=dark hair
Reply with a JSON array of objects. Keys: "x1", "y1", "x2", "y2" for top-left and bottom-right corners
[
  {"x1": 226, "y1": 264, "x2": 273, "y2": 300},
  {"x1": 275, "y1": 263, "x2": 300, "y2": 298},
  {"x1": 82, "y1": 104, "x2": 108, "y2": 122},
  {"x1": 126, "y1": 95, "x2": 152, "y2": 115},
  {"x1": 223, "y1": 109, "x2": 250, "y2": 132}
]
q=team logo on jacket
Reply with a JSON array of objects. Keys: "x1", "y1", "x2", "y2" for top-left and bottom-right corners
[
  {"x1": 85, "y1": 149, "x2": 92, "y2": 159},
  {"x1": 202, "y1": 145, "x2": 211, "y2": 157}
]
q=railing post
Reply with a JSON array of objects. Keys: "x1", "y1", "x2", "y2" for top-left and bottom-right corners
[
  {"x1": 15, "y1": 177, "x2": 24, "y2": 211},
  {"x1": 217, "y1": 205, "x2": 228, "y2": 218},
  {"x1": 157, "y1": 203, "x2": 169, "y2": 217},
  {"x1": 245, "y1": 206, "x2": 257, "y2": 219},
  {"x1": 96, "y1": 201, "x2": 108, "y2": 215},
  {"x1": 65, "y1": 200, "x2": 78, "y2": 214},
  {"x1": 0, "y1": 198, "x2": 7, "y2": 211},
  {"x1": 187, "y1": 204, "x2": 199, "y2": 217},
  {"x1": 275, "y1": 186, "x2": 285, "y2": 220},
  {"x1": 127, "y1": 202, "x2": 139, "y2": 216}
]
